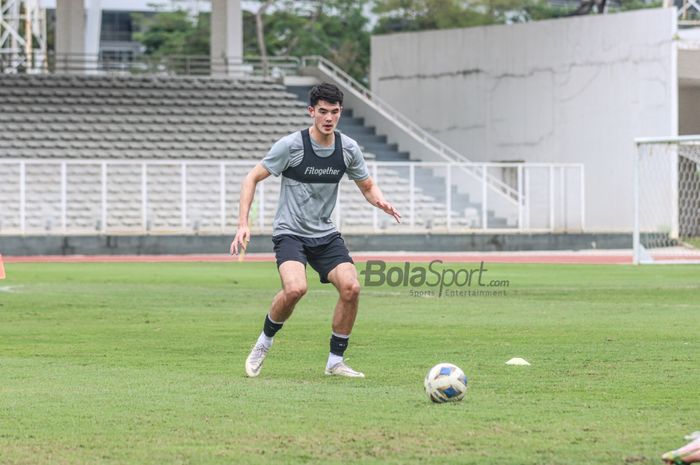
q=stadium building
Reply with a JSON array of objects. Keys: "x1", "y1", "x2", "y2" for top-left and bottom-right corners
[{"x1": 1, "y1": 0, "x2": 699, "y2": 263}]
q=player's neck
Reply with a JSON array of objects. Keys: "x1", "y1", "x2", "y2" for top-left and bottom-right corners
[{"x1": 308, "y1": 126, "x2": 334, "y2": 147}]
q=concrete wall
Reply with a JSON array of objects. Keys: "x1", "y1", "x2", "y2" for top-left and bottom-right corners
[{"x1": 371, "y1": 8, "x2": 678, "y2": 231}]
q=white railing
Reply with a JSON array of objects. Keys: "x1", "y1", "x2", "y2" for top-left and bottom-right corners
[
  {"x1": 0, "y1": 159, "x2": 585, "y2": 235},
  {"x1": 0, "y1": 52, "x2": 303, "y2": 77}
]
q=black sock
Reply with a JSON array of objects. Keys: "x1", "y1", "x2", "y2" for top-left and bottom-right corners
[
  {"x1": 330, "y1": 333, "x2": 349, "y2": 357},
  {"x1": 263, "y1": 314, "x2": 283, "y2": 338}
]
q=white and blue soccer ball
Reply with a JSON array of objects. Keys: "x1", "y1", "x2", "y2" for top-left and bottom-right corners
[{"x1": 424, "y1": 363, "x2": 468, "y2": 403}]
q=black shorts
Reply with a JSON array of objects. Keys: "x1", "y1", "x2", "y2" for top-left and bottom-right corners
[{"x1": 272, "y1": 232, "x2": 353, "y2": 284}]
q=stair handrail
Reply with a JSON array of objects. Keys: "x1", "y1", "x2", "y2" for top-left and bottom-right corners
[{"x1": 300, "y1": 55, "x2": 519, "y2": 202}]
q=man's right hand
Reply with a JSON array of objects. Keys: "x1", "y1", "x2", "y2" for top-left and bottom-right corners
[{"x1": 230, "y1": 225, "x2": 251, "y2": 255}]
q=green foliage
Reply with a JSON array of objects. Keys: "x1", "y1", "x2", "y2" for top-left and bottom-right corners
[
  {"x1": 371, "y1": 0, "x2": 664, "y2": 32},
  {"x1": 618, "y1": 0, "x2": 663, "y2": 10},
  {"x1": 134, "y1": 1, "x2": 369, "y2": 81},
  {"x1": 372, "y1": 0, "x2": 494, "y2": 33},
  {"x1": 132, "y1": 9, "x2": 209, "y2": 57},
  {"x1": 516, "y1": 0, "x2": 573, "y2": 21},
  {"x1": 245, "y1": 0, "x2": 371, "y2": 83}
]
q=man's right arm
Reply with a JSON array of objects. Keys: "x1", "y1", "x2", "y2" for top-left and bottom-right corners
[{"x1": 230, "y1": 163, "x2": 272, "y2": 255}]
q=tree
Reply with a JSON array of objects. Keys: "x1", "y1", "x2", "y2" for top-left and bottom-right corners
[
  {"x1": 245, "y1": 0, "x2": 371, "y2": 83},
  {"x1": 566, "y1": 0, "x2": 661, "y2": 15},
  {"x1": 254, "y1": 0, "x2": 276, "y2": 77},
  {"x1": 372, "y1": 0, "x2": 493, "y2": 33},
  {"x1": 566, "y1": 0, "x2": 608, "y2": 15},
  {"x1": 132, "y1": 9, "x2": 209, "y2": 58}
]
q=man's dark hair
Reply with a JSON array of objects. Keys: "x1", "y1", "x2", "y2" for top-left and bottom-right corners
[{"x1": 309, "y1": 83, "x2": 343, "y2": 107}]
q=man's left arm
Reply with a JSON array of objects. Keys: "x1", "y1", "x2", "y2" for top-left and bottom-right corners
[{"x1": 355, "y1": 177, "x2": 401, "y2": 223}]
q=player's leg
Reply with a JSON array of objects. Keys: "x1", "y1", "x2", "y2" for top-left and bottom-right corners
[
  {"x1": 268, "y1": 260, "x2": 308, "y2": 323},
  {"x1": 245, "y1": 236, "x2": 308, "y2": 377},
  {"x1": 307, "y1": 232, "x2": 365, "y2": 378},
  {"x1": 324, "y1": 262, "x2": 364, "y2": 377},
  {"x1": 327, "y1": 262, "x2": 360, "y2": 335}
]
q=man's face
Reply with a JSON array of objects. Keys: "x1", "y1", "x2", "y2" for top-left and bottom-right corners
[{"x1": 309, "y1": 100, "x2": 342, "y2": 136}]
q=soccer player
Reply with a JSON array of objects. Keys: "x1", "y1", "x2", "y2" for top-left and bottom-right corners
[{"x1": 231, "y1": 82, "x2": 401, "y2": 378}]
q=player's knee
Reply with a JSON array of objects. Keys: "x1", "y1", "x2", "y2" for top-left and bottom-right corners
[
  {"x1": 284, "y1": 284, "x2": 307, "y2": 302},
  {"x1": 340, "y1": 280, "x2": 361, "y2": 302}
]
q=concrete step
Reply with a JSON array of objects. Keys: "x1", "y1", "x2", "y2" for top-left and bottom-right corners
[
  {"x1": 338, "y1": 125, "x2": 376, "y2": 136},
  {"x1": 286, "y1": 83, "x2": 512, "y2": 228},
  {"x1": 345, "y1": 134, "x2": 387, "y2": 145}
]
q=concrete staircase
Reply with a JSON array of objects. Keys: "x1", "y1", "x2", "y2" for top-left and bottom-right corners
[{"x1": 287, "y1": 85, "x2": 509, "y2": 228}]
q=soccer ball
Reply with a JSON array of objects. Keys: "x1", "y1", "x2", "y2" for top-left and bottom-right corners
[{"x1": 424, "y1": 363, "x2": 468, "y2": 403}]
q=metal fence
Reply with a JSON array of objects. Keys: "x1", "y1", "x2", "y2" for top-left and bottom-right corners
[
  {"x1": 0, "y1": 159, "x2": 585, "y2": 235},
  {"x1": 0, "y1": 52, "x2": 302, "y2": 77}
]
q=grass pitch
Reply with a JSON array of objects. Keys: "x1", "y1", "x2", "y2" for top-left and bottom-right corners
[{"x1": 1, "y1": 261, "x2": 698, "y2": 465}]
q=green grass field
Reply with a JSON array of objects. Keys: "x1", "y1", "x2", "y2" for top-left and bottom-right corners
[{"x1": 1, "y1": 261, "x2": 698, "y2": 465}]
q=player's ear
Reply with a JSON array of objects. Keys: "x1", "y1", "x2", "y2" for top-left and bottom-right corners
[{"x1": 307, "y1": 105, "x2": 314, "y2": 117}]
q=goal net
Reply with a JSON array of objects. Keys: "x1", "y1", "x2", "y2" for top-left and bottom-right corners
[{"x1": 634, "y1": 136, "x2": 700, "y2": 264}]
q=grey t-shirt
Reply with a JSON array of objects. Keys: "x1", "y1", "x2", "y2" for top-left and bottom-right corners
[{"x1": 261, "y1": 130, "x2": 369, "y2": 238}]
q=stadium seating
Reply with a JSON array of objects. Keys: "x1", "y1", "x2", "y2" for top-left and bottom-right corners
[
  {"x1": 0, "y1": 74, "x2": 497, "y2": 234},
  {"x1": 0, "y1": 74, "x2": 307, "y2": 160}
]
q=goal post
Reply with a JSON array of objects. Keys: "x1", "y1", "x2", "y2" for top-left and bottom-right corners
[{"x1": 634, "y1": 136, "x2": 700, "y2": 264}]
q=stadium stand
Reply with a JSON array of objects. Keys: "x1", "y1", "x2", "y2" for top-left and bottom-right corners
[
  {"x1": 0, "y1": 74, "x2": 500, "y2": 234},
  {"x1": 0, "y1": 74, "x2": 307, "y2": 159}
]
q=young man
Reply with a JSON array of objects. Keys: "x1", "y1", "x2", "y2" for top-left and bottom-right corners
[{"x1": 230, "y1": 82, "x2": 400, "y2": 378}]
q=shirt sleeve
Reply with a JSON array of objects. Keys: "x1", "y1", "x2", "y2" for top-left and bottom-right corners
[
  {"x1": 261, "y1": 137, "x2": 291, "y2": 177},
  {"x1": 344, "y1": 138, "x2": 370, "y2": 181}
]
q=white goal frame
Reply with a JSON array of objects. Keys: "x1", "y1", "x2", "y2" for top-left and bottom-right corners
[{"x1": 634, "y1": 135, "x2": 700, "y2": 264}]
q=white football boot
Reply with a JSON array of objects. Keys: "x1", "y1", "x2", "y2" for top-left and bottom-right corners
[
  {"x1": 245, "y1": 342, "x2": 269, "y2": 377},
  {"x1": 324, "y1": 361, "x2": 365, "y2": 378}
]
